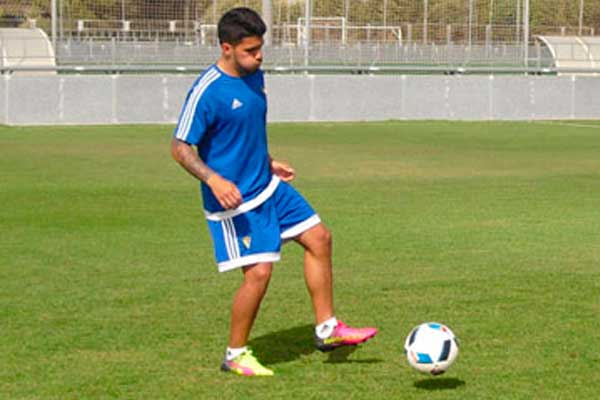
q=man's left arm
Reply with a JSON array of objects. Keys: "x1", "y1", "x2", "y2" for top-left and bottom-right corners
[{"x1": 269, "y1": 156, "x2": 295, "y2": 182}]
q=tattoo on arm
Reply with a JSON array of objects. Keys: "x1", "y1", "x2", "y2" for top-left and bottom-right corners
[{"x1": 171, "y1": 138, "x2": 215, "y2": 183}]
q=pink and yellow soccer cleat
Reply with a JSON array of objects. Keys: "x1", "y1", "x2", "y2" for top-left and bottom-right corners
[
  {"x1": 220, "y1": 349, "x2": 274, "y2": 377},
  {"x1": 315, "y1": 320, "x2": 378, "y2": 352}
]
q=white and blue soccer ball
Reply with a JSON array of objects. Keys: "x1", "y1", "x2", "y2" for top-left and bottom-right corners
[{"x1": 404, "y1": 322, "x2": 459, "y2": 375}]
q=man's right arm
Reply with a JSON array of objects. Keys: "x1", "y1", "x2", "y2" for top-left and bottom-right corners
[{"x1": 170, "y1": 137, "x2": 242, "y2": 209}]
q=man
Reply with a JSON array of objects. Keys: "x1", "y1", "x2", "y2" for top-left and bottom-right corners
[{"x1": 171, "y1": 7, "x2": 377, "y2": 377}]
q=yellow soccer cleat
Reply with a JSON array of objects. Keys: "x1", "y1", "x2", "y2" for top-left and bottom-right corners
[{"x1": 221, "y1": 349, "x2": 274, "y2": 377}]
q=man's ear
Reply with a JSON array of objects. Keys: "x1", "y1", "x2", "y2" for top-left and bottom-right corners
[{"x1": 221, "y1": 42, "x2": 233, "y2": 54}]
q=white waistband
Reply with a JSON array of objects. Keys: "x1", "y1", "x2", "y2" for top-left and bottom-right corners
[{"x1": 204, "y1": 175, "x2": 281, "y2": 221}]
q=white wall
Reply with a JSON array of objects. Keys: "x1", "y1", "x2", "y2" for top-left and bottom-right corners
[{"x1": 2, "y1": 74, "x2": 600, "y2": 125}]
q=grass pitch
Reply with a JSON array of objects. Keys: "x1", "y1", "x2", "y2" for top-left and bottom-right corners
[{"x1": 1, "y1": 121, "x2": 599, "y2": 399}]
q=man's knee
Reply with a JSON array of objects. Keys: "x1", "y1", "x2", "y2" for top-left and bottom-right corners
[
  {"x1": 306, "y1": 224, "x2": 332, "y2": 252},
  {"x1": 317, "y1": 225, "x2": 332, "y2": 247},
  {"x1": 244, "y1": 263, "x2": 273, "y2": 285}
]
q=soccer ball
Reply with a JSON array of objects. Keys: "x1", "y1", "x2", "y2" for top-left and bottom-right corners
[{"x1": 404, "y1": 322, "x2": 459, "y2": 375}]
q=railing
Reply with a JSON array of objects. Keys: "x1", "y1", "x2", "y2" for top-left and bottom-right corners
[
  {"x1": 56, "y1": 20, "x2": 598, "y2": 45},
  {"x1": 6, "y1": 30, "x2": 600, "y2": 74},
  {"x1": 3, "y1": 64, "x2": 600, "y2": 76}
]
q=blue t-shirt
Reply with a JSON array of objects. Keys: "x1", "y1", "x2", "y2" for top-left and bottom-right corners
[{"x1": 174, "y1": 65, "x2": 271, "y2": 212}]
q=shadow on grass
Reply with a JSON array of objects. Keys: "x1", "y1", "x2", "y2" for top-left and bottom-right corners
[
  {"x1": 414, "y1": 377, "x2": 466, "y2": 391},
  {"x1": 249, "y1": 324, "x2": 383, "y2": 365},
  {"x1": 249, "y1": 324, "x2": 316, "y2": 364},
  {"x1": 323, "y1": 345, "x2": 382, "y2": 364}
]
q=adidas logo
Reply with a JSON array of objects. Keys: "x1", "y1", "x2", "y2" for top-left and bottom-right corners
[{"x1": 231, "y1": 98, "x2": 243, "y2": 110}]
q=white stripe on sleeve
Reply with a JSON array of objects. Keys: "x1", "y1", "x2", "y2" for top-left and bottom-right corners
[
  {"x1": 177, "y1": 68, "x2": 217, "y2": 137},
  {"x1": 175, "y1": 68, "x2": 220, "y2": 142}
]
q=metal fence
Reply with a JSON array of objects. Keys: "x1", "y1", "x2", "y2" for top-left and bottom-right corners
[
  {"x1": 52, "y1": 39, "x2": 556, "y2": 70},
  {"x1": 1, "y1": 1, "x2": 600, "y2": 70},
  {"x1": 22, "y1": 1, "x2": 600, "y2": 44}
]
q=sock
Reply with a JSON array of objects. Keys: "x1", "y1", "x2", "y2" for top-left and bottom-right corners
[
  {"x1": 315, "y1": 316, "x2": 338, "y2": 339},
  {"x1": 226, "y1": 346, "x2": 248, "y2": 361}
]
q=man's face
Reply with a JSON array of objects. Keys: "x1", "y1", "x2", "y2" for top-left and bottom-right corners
[{"x1": 224, "y1": 36, "x2": 264, "y2": 75}]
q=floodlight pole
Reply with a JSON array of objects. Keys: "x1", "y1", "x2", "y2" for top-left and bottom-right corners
[
  {"x1": 304, "y1": 0, "x2": 311, "y2": 68},
  {"x1": 262, "y1": 0, "x2": 272, "y2": 46},
  {"x1": 383, "y1": 0, "x2": 388, "y2": 28},
  {"x1": 51, "y1": 0, "x2": 57, "y2": 51},
  {"x1": 212, "y1": 0, "x2": 217, "y2": 24},
  {"x1": 516, "y1": 0, "x2": 521, "y2": 44},
  {"x1": 423, "y1": 0, "x2": 428, "y2": 45},
  {"x1": 523, "y1": 0, "x2": 529, "y2": 68},
  {"x1": 468, "y1": 0, "x2": 473, "y2": 50},
  {"x1": 184, "y1": 0, "x2": 190, "y2": 41},
  {"x1": 489, "y1": 0, "x2": 494, "y2": 42},
  {"x1": 579, "y1": 0, "x2": 585, "y2": 36},
  {"x1": 344, "y1": 0, "x2": 349, "y2": 21},
  {"x1": 343, "y1": 0, "x2": 349, "y2": 45}
]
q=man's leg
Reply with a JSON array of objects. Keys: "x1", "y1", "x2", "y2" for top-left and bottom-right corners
[
  {"x1": 295, "y1": 223, "x2": 334, "y2": 324},
  {"x1": 229, "y1": 262, "x2": 273, "y2": 347},
  {"x1": 221, "y1": 262, "x2": 274, "y2": 376},
  {"x1": 295, "y1": 222, "x2": 378, "y2": 352}
]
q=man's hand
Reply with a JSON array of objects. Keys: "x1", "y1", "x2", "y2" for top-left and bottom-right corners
[
  {"x1": 270, "y1": 159, "x2": 296, "y2": 182},
  {"x1": 206, "y1": 174, "x2": 243, "y2": 210}
]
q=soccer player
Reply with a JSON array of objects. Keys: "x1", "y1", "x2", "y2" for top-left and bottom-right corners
[{"x1": 171, "y1": 7, "x2": 377, "y2": 377}]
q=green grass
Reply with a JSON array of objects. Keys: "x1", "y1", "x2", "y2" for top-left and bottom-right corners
[{"x1": 1, "y1": 120, "x2": 599, "y2": 399}]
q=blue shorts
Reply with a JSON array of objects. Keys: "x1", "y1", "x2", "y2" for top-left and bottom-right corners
[{"x1": 204, "y1": 177, "x2": 320, "y2": 272}]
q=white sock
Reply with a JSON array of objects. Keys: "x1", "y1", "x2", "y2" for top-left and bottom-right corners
[
  {"x1": 226, "y1": 346, "x2": 247, "y2": 361},
  {"x1": 315, "y1": 316, "x2": 338, "y2": 339}
]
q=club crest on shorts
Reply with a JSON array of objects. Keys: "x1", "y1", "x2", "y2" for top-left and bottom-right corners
[{"x1": 242, "y1": 236, "x2": 252, "y2": 249}]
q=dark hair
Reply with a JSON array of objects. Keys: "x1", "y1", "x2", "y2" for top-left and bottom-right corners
[{"x1": 218, "y1": 7, "x2": 266, "y2": 45}]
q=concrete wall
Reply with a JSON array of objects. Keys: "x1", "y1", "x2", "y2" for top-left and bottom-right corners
[{"x1": 1, "y1": 74, "x2": 600, "y2": 125}]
